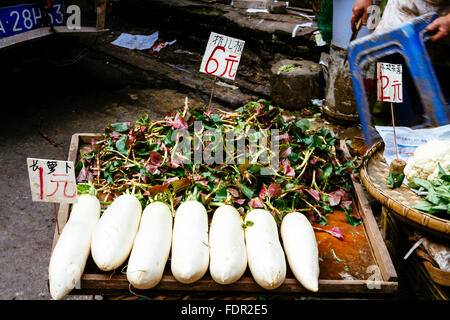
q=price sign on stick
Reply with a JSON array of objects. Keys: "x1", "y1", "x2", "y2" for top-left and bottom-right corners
[
  {"x1": 200, "y1": 32, "x2": 245, "y2": 110},
  {"x1": 377, "y1": 62, "x2": 403, "y2": 103},
  {"x1": 27, "y1": 158, "x2": 78, "y2": 204},
  {"x1": 377, "y1": 62, "x2": 403, "y2": 161},
  {"x1": 200, "y1": 32, "x2": 245, "y2": 81}
]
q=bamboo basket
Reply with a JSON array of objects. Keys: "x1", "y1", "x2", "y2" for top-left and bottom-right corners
[{"x1": 360, "y1": 140, "x2": 450, "y2": 239}]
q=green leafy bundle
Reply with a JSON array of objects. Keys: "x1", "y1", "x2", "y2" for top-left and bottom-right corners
[
  {"x1": 76, "y1": 100, "x2": 362, "y2": 226},
  {"x1": 409, "y1": 163, "x2": 450, "y2": 218}
]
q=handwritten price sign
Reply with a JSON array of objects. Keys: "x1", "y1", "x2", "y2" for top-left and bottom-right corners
[
  {"x1": 199, "y1": 32, "x2": 245, "y2": 80},
  {"x1": 377, "y1": 62, "x2": 403, "y2": 103},
  {"x1": 27, "y1": 158, "x2": 77, "y2": 204}
]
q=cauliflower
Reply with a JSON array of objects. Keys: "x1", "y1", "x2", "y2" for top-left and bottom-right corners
[{"x1": 404, "y1": 140, "x2": 450, "y2": 181}]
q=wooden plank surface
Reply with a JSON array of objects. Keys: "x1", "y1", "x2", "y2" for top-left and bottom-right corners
[
  {"x1": 79, "y1": 274, "x2": 398, "y2": 294},
  {"x1": 339, "y1": 140, "x2": 397, "y2": 282}
]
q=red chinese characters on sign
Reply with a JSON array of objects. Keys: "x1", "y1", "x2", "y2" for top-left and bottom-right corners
[
  {"x1": 377, "y1": 62, "x2": 403, "y2": 103},
  {"x1": 27, "y1": 158, "x2": 78, "y2": 204},
  {"x1": 200, "y1": 32, "x2": 245, "y2": 80},
  {"x1": 46, "y1": 174, "x2": 77, "y2": 199}
]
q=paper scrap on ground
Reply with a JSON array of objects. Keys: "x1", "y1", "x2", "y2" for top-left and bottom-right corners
[
  {"x1": 292, "y1": 23, "x2": 313, "y2": 38},
  {"x1": 298, "y1": 13, "x2": 315, "y2": 20},
  {"x1": 216, "y1": 81, "x2": 239, "y2": 90},
  {"x1": 111, "y1": 31, "x2": 159, "y2": 50},
  {"x1": 313, "y1": 31, "x2": 326, "y2": 46},
  {"x1": 375, "y1": 124, "x2": 450, "y2": 166},
  {"x1": 311, "y1": 99, "x2": 324, "y2": 107},
  {"x1": 150, "y1": 40, "x2": 177, "y2": 54},
  {"x1": 246, "y1": 8, "x2": 269, "y2": 13}
]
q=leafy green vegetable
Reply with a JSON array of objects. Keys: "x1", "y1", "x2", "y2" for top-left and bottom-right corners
[
  {"x1": 413, "y1": 200, "x2": 433, "y2": 212},
  {"x1": 240, "y1": 184, "x2": 254, "y2": 200},
  {"x1": 409, "y1": 177, "x2": 433, "y2": 191},
  {"x1": 277, "y1": 64, "x2": 296, "y2": 75},
  {"x1": 241, "y1": 220, "x2": 254, "y2": 229},
  {"x1": 294, "y1": 119, "x2": 310, "y2": 132},
  {"x1": 438, "y1": 163, "x2": 450, "y2": 182},
  {"x1": 345, "y1": 213, "x2": 362, "y2": 226},
  {"x1": 115, "y1": 135, "x2": 128, "y2": 154},
  {"x1": 386, "y1": 173, "x2": 405, "y2": 189},
  {"x1": 411, "y1": 163, "x2": 450, "y2": 217},
  {"x1": 213, "y1": 186, "x2": 228, "y2": 202},
  {"x1": 77, "y1": 182, "x2": 98, "y2": 196},
  {"x1": 110, "y1": 122, "x2": 131, "y2": 133}
]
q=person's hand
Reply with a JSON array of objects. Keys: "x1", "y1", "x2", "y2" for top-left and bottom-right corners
[
  {"x1": 351, "y1": 0, "x2": 373, "y2": 31},
  {"x1": 426, "y1": 13, "x2": 450, "y2": 43}
]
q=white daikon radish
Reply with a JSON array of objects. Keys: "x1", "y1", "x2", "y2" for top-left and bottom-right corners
[
  {"x1": 171, "y1": 200, "x2": 209, "y2": 284},
  {"x1": 127, "y1": 201, "x2": 173, "y2": 289},
  {"x1": 281, "y1": 212, "x2": 319, "y2": 292},
  {"x1": 244, "y1": 209, "x2": 286, "y2": 290},
  {"x1": 48, "y1": 194, "x2": 101, "y2": 300},
  {"x1": 209, "y1": 205, "x2": 247, "y2": 284},
  {"x1": 91, "y1": 193, "x2": 142, "y2": 271}
]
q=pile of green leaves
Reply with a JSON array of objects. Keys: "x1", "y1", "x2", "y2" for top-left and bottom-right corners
[
  {"x1": 76, "y1": 99, "x2": 362, "y2": 227},
  {"x1": 277, "y1": 64, "x2": 296, "y2": 75},
  {"x1": 409, "y1": 163, "x2": 450, "y2": 218}
]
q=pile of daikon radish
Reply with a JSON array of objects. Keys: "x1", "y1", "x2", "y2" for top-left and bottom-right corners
[{"x1": 48, "y1": 192, "x2": 319, "y2": 300}]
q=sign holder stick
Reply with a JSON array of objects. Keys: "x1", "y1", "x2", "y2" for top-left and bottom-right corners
[
  {"x1": 54, "y1": 203, "x2": 60, "y2": 235},
  {"x1": 390, "y1": 102, "x2": 399, "y2": 160},
  {"x1": 208, "y1": 76, "x2": 217, "y2": 110}
]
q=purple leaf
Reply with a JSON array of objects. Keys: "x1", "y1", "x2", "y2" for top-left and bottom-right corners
[
  {"x1": 145, "y1": 163, "x2": 159, "y2": 175},
  {"x1": 164, "y1": 177, "x2": 179, "y2": 184},
  {"x1": 340, "y1": 200, "x2": 353, "y2": 209},
  {"x1": 76, "y1": 166, "x2": 93, "y2": 183},
  {"x1": 280, "y1": 146, "x2": 292, "y2": 159},
  {"x1": 310, "y1": 157, "x2": 318, "y2": 165},
  {"x1": 306, "y1": 189, "x2": 320, "y2": 201},
  {"x1": 259, "y1": 185, "x2": 268, "y2": 198},
  {"x1": 204, "y1": 110, "x2": 213, "y2": 118},
  {"x1": 267, "y1": 183, "x2": 282, "y2": 198},
  {"x1": 329, "y1": 227, "x2": 344, "y2": 240},
  {"x1": 170, "y1": 113, "x2": 188, "y2": 129},
  {"x1": 275, "y1": 133, "x2": 290, "y2": 141},
  {"x1": 227, "y1": 187, "x2": 240, "y2": 198},
  {"x1": 282, "y1": 161, "x2": 295, "y2": 177},
  {"x1": 149, "y1": 151, "x2": 164, "y2": 167},
  {"x1": 249, "y1": 197, "x2": 265, "y2": 208},
  {"x1": 304, "y1": 211, "x2": 317, "y2": 223},
  {"x1": 111, "y1": 131, "x2": 121, "y2": 140}
]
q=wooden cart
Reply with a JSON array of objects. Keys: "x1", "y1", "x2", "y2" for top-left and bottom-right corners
[{"x1": 49, "y1": 133, "x2": 398, "y2": 299}]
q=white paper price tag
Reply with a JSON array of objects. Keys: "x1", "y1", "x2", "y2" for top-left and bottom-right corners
[
  {"x1": 27, "y1": 158, "x2": 78, "y2": 204},
  {"x1": 199, "y1": 32, "x2": 245, "y2": 80},
  {"x1": 377, "y1": 62, "x2": 403, "y2": 103}
]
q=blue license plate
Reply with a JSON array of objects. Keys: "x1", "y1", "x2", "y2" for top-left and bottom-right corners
[{"x1": 0, "y1": 1, "x2": 66, "y2": 38}]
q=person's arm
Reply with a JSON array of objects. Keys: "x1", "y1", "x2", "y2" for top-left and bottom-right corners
[
  {"x1": 426, "y1": 13, "x2": 450, "y2": 43},
  {"x1": 350, "y1": 0, "x2": 373, "y2": 31}
]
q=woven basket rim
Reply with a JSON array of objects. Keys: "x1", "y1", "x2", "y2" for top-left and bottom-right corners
[{"x1": 360, "y1": 140, "x2": 450, "y2": 236}]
